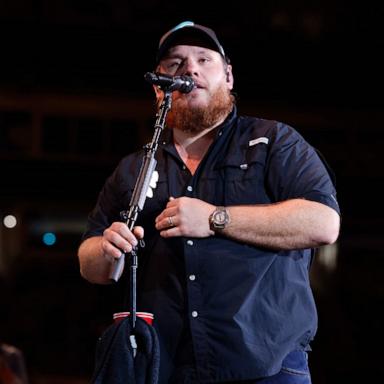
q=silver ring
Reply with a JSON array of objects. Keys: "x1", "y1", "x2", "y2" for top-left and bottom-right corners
[{"x1": 168, "y1": 216, "x2": 174, "y2": 227}]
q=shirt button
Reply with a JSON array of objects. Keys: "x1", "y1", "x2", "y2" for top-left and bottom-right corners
[
  {"x1": 189, "y1": 274, "x2": 196, "y2": 281},
  {"x1": 182, "y1": 164, "x2": 186, "y2": 170},
  {"x1": 187, "y1": 185, "x2": 193, "y2": 192},
  {"x1": 191, "y1": 311, "x2": 198, "y2": 318},
  {"x1": 187, "y1": 240, "x2": 194, "y2": 246}
]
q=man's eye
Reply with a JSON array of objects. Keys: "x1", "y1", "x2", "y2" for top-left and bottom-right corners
[{"x1": 168, "y1": 61, "x2": 181, "y2": 69}]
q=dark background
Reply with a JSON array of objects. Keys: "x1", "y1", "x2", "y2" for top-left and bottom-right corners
[{"x1": 1, "y1": 1, "x2": 383, "y2": 383}]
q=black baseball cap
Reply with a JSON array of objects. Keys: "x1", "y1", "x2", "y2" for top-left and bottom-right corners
[{"x1": 156, "y1": 21, "x2": 228, "y2": 63}]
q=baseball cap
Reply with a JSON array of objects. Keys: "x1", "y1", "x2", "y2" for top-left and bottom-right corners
[{"x1": 156, "y1": 21, "x2": 228, "y2": 63}]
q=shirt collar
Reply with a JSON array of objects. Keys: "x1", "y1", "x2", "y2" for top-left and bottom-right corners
[{"x1": 159, "y1": 105, "x2": 237, "y2": 151}]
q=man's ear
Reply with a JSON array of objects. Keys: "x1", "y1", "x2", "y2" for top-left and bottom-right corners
[{"x1": 226, "y1": 64, "x2": 234, "y2": 90}]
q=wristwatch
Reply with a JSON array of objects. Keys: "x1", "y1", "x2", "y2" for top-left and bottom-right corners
[{"x1": 209, "y1": 206, "x2": 230, "y2": 231}]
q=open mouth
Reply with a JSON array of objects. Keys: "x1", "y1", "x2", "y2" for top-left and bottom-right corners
[{"x1": 193, "y1": 83, "x2": 204, "y2": 90}]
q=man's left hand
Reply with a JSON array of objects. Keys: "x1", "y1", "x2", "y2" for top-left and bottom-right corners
[{"x1": 155, "y1": 196, "x2": 215, "y2": 238}]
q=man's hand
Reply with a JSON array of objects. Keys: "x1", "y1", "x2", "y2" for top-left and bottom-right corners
[
  {"x1": 102, "y1": 222, "x2": 144, "y2": 262},
  {"x1": 155, "y1": 196, "x2": 215, "y2": 238}
]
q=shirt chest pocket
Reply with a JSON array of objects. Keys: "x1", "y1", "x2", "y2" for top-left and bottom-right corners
[{"x1": 218, "y1": 144, "x2": 271, "y2": 205}]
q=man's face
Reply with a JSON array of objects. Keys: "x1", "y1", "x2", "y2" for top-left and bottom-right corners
[
  {"x1": 158, "y1": 45, "x2": 233, "y2": 108},
  {"x1": 156, "y1": 45, "x2": 234, "y2": 132}
]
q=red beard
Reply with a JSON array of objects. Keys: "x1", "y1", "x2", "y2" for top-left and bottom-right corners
[{"x1": 166, "y1": 83, "x2": 234, "y2": 133}]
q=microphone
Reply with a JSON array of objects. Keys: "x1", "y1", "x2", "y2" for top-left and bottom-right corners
[{"x1": 144, "y1": 72, "x2": 195, "y2": 93}]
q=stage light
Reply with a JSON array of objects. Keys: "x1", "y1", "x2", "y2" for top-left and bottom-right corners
[
  {"x1": 42, "y1": 232, "x2": 56, "y2": 246},
  {"x1": 3, "y1": 215, "x2": 17, "y2": 229}
]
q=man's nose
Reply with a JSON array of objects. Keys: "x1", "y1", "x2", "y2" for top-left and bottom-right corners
[{"x1": 183, "y1": 59, "x2": 199, "y2": 76}]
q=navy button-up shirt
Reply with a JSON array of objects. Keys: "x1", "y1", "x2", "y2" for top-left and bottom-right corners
[{"x1": 83, "y1": 107, "x2": 340, "y2": 382}]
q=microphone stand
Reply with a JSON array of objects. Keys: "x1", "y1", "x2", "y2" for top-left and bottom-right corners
[{"x1": 109, "y1": 89, "x2": 173, "y2": 331}]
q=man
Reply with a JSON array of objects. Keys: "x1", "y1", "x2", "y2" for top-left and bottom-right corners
[{"x1": 78, "y1": 21, "x2": 340, "y2": 383}]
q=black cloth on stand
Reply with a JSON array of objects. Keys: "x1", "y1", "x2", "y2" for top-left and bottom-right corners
[{"x1": 92, "y1": 317, "x2": 160, "y2": 384}]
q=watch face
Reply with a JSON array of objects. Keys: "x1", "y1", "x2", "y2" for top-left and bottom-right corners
[
  {"x1": 214, "y1": 210, "x2": 227, "y2": 224},
  {"x1": 211, "y1": 208, "x2": 229, "y2": 229}
]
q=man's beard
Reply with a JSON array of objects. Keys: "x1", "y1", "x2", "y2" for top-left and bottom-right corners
[{"x1": 165, "y1": 83, "x2": 234, "y2": 133}]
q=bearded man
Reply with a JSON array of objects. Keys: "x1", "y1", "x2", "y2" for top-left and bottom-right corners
[{"x1": 78, "y1": 21, "x2": 340, "y2": 384}]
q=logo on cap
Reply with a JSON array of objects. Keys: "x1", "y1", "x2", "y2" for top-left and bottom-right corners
[{"x1": 157, "y1": 21, "x2": 227, "y2": 63}]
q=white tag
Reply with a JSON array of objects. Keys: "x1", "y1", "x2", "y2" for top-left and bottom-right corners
[
  {"x1": 146, "y1": 188, "x2": 153, "y2": 198},
  {"x1": 149, "y1": 170, "x2": 159, "y2": 188},
  {"x1": 146, "y1": 170, "x2": 159, "y2": 198},
  {"x1": 249, "y1": 137, "x2": 269, "y2": 146}
]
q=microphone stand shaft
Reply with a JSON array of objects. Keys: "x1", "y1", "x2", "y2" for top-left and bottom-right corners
[{"x1": 108, "y1": 91, "x2": 173, "y2": 329}]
